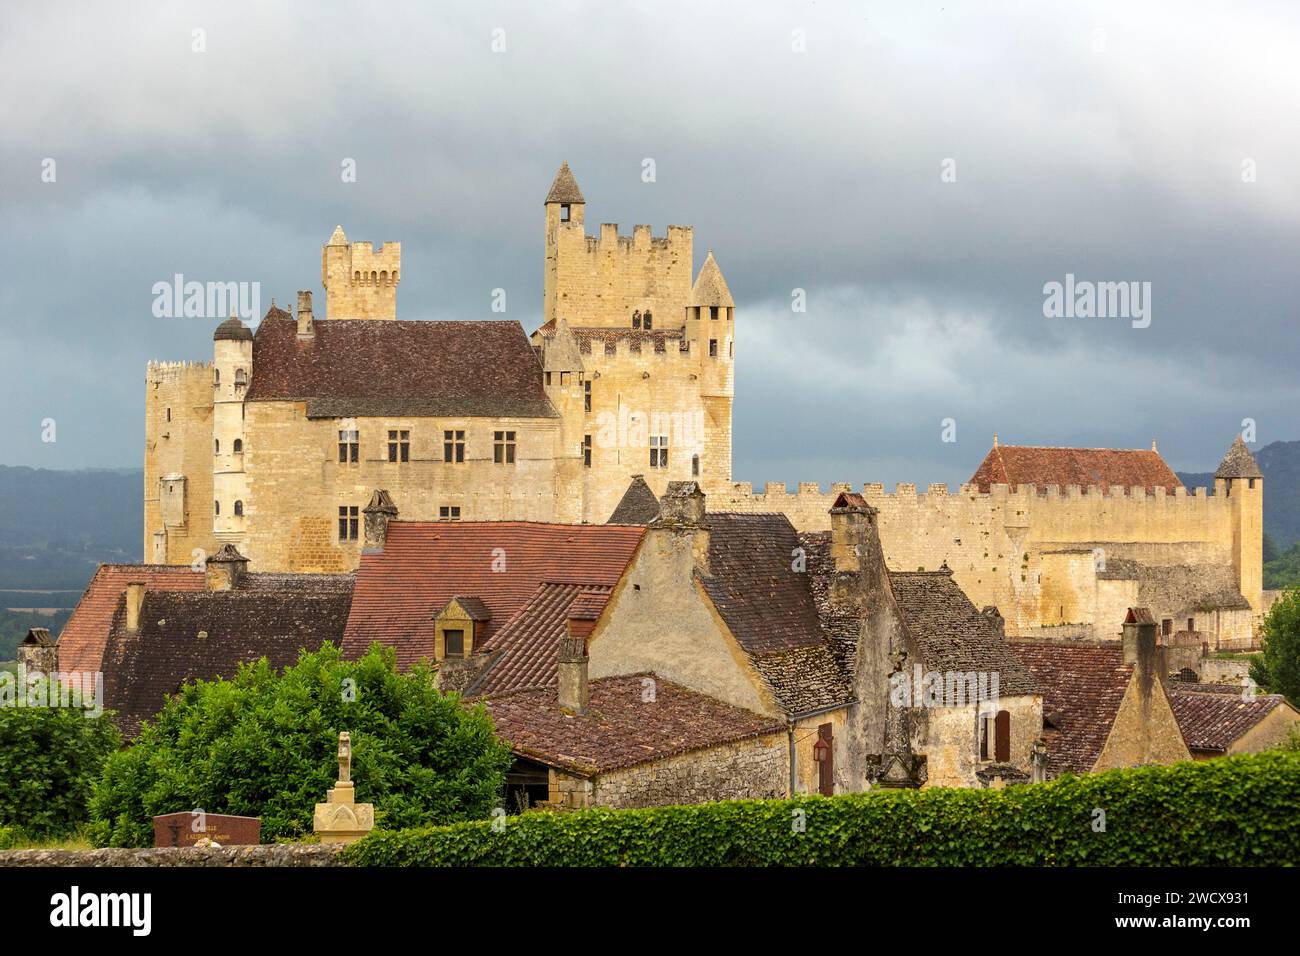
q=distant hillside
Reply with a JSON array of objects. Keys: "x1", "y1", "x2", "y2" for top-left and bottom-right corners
[
  {"x1": 1177, "y1": 439, "x2": 1300, "y2": 549},
  {"x1": 0, "y1": 465, "x2": 142, "y2": 590}
]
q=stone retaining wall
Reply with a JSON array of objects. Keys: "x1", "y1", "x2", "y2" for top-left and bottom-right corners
[{"x1": 0, "y1": 844, "x2": 346, "y2": 867}]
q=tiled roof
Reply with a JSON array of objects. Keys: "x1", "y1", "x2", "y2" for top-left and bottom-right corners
[
  {"x1": 1215, "y1": 436, "x2": 1263, "y2": 479},
  {"x1": 607, "y1": 475, "x2": 661, "y2": 525},
  {"x1": 56, "y1": 565, "x2": 208, "y2": 675},
  {"x1": 1167, "y1": 684, "x2": 1287, "y2": 753},
  {"x1": 970, "y1": 444, "x2": 1181, "y2": 494},
  {"x1": 447, "y1": 596, "x2": 492, "y2": 621},
  {"x1": 245, "y1": 309, "x2": 558, "y2": 420},
  {"x1": 471, "y1": 583, "x2": 614, "y2": 695},
  {"x1": 213, "y1": 316, "x2": 253, "y2": 341},
  {"x1": 688, "y1": 251, "x2": 734, "y2": 307},
  {"x1": 699, "y1": 514, "x2": 854, "y2": 714},
  {"x1": 544, "y1": 162, "x2": 584, "y2": 204},
  {"x1": 482, "y1": 674, "x2": 783, "y2": 776},
  {"x1": 342, "y1": 521, "x2": 644, "y2": 669},
  {"x1": 1010, "y1": 642, "x2": 1133, "y2": 775},
  {"x1": 101, "y1": 578, "x2": 354, "y2": 736}
]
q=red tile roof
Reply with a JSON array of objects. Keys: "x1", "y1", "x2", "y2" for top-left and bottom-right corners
[
  {"x1": 1010, "y1": 642, "x2": 1134, "y2": 775},
  {"x1": 482, "y1": 674, "x2": 784, "y2": 776},
  {"x1": 56, "y1": 565, "x2": 208, "y2": 675},
  {"x1": 342, "y1": 521, "x2": 645, "y2": 669},
  {"x1": 1167, "y1": 684, "x2": 1289, "y2": 753},
  {"x1": 970, "y1": 445, "x2": 1181, "y2": 494},
  {"x1": 245, "y1": 309, "x2": 558, "y2": 420}
]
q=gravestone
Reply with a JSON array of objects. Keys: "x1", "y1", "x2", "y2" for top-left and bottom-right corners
[{"x1": 153, "y1": 812, "x2": 261, "y2": 847}]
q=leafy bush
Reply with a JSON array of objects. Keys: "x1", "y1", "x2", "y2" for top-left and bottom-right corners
[
  {"x1": 346, "y1": 751, "x2": 1300, "y2": 867},
  {"x1": 0, "y1": 677, "x2": 120, "y2": 839},
  {"x1": 1251, "y1": 588, "x2": 1300, "y2": 704},
  {"x1": 89, "y1": 643, "x2": 513, "y2": 847}
]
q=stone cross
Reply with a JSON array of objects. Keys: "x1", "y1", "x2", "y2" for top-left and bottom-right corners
[{"x1": 337, "y1": 731, "x2": 351, "y2": 784}]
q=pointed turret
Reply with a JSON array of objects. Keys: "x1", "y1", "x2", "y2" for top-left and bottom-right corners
[
  {"x1": 545, "y1": 162, "x2": 585, "y2": 205},
  {"x1": 1215, "y1": 435, "x2": 1262, "y2": 479},
  {"x1": 688, "y1": 251, "x2": 734, "y2": 307},
  {"x1": 328, "y1": 225, "x2": 347, "y2": 246}
]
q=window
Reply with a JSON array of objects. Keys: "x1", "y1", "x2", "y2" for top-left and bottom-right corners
[
  {"x1": 338, "y1": 429, "x2": 359, "y2": 463},
  {"x1": 816, "y1": 724, "x2": 834, "y2": 796},
  {"x1": 166, "y1": 407, "x2": 171, "y2": 422},
  {"x1": 215, "y1": 439, "x2": 220, "y2": 454},
  {"x1": 387, "y1": 429, "x2": 410, "y2": 463},
  {"x1": 583, "y1": 435, "x2": 592, "y2": 468},
  {"x1": 560, "y1": 203, "x2": 571, "y2": 222},
  {"x1": 710, "y1": 306, "x2": 719, "y2": 321},
  {"x1": 632, "y1": 310, "x2": 642, "y2": 330},
  {"x1": 981, "y1": 710, "x2": 1011, "y2": 762},
  {"x1": 443, "y1": 629, "x2": 465, "y2": 659},
  {"x1": 545, "y1": 371, "x2": 552, "y2": 386},
  {"x1": 214, "y1": 500, "x2": 220, "y2": 516},
  {"x1": 233, "y1": 438, "x2": 242, "y2": 453},
  {"x1": 1188, "y1": 617, "x2": 1195, "y2": 631},
  {"x1": 234, "y1": 369, "x2": 247, "y2": 390},
  {"x1": 650, "y1": 435, "x2": 669, "y2": 469},
  {"x1": 338, "y1": 505, "x2": 359, "y2": 541},
  {"x1": 560, "y1": 371, "x2": 570, "y2": 387},
  {"x1": 439, "y1": 506, "x2": 461, "y2": 521},
  {"x1": 213, "y1": 369, "x2": 220, "y2": 386},
  {"x1": 584, "y1": 380, "x2": 591, "y2": 412},
  {"x1": 692, "y1": 454, "x2": 700, "y2": 477},
  {"x1": 709, "y1": 339, "x2": 718, "y2": 357},
  {"x1": 494, "y1": 430, "x2": 516, "y2": 464},
  {"x1": 1249, "y1": 478, "x2": 1257, "y2": 489},
  {"x1": 1162, "y1": 618, "x2": 1172, "y2": 636},
  {"x1": 234, "y1": 500, "x2": 243, "y2": 516},
  {"x1": 443, "y1": 430, "x2": 465, "y2": 463},
  {"x1": 643, "y1": 311, "x2": 652, "y2": 330}
]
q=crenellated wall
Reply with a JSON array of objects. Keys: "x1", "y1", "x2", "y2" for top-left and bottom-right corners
[{"x1": 144, "y1": 361, "x2": 217, "y2": 566}]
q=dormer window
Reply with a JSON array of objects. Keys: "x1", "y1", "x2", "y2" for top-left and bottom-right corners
[{"x1": 434, "y1": 597, "x2": 490, "y2": 661}]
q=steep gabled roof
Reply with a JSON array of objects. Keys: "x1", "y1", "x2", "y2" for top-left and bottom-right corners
[
  {"x1": 608, "y1": 475, "x2": 661, "y2": 525},
  {"x1": 544, "y1": 162, "x2": 585, "y2": 205},
  {"x1": 483, "y1": 674, "x2": 783, "y2": 777},
  {"x1": 688, "y1": 251, "x2": 734, "y2": 308},
  {"x1": 1167, "y1": 683, "x2": 1290, "y2": 753},
  {"x1": 970, "y1": 444, "x2": 1181, "y2": 494},
  {"x1": 1215, "y1": 436, "x2": 1262, "y2": 479},
  {"x1": 342, "y1": 521, "x2": 644, "y2": 669},
  {"x1": 245, "y1": 309, "x2": 558, "y2": 420}
]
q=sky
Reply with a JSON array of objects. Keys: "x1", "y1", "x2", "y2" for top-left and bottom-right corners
[{"x1": 2, "y1": 0, "x2": 1297, "y2": 488}]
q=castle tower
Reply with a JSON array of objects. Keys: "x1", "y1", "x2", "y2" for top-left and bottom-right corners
[
  {"x1": 211, "y1": 315, "x2": 252, "y2": 543},
  {"x1": 686, "y1": 251, "x2": 735, "y2": 488},
  {"x1": 321, "y1": 225, "x2": 401, "y2": 320},
  {"x1": 1215, "y1": 436, "x2": 1264, "y2": 614},
  {"x1": 543, "y1": 162, "x2": 586, "y2": 327}
]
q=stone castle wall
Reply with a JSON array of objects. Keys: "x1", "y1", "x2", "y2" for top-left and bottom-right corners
[{"x1": 143, "y1": 361, "x2": 217, "y2": 565}]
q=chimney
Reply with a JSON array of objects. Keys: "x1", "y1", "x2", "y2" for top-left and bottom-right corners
[
  {"x1": 297, "y1": 290, "x2": 314, "y2": 338},
  {"x1": 1122, "y1": 606, "x2": 1165, "y2": 695},
  {"x1": 363, "y1": 489, "x2": 398, "y2": 550},
  {"x1": 125, "y1": 582, "x2": 146, "y2": 631},
  {"x1": 205, "y1": 544, "x2": 249, "y2": 591},
  {"x1": 656, "y1": 481, "x2": 706, "y2": 526},
  {"x1": 830, "y1": 492, "x2": 874, "y2": 574},
  {"x1": 557, "y1": 631, "x2": 589, "y2": 715}
]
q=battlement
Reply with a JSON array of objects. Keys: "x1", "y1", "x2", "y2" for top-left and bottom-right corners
[
  {"x1": 321, "y1": 227, "x2": 401, "y2": 320},
  {"x1": 725, "y1": 480, "x2": 1224, "y2": 503},
  {"x1": 147, "y1": 360, "x2": 212, "y2": 385},
  {"x1": 563, "y1": 222, "x2": 693, "y2": 252}
]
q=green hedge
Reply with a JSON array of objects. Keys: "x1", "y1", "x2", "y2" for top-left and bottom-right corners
[{"x1": 345, "y1": 751, "x2": 1300, "y2": 866}]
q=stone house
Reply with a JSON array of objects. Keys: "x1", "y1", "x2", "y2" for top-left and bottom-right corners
[{"x1": 1165, "y1": 682, "x2": 1300, "y2": 757}]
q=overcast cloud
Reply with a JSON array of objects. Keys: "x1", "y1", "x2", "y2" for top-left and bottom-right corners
[{"x1": 2, "y1": 0, "x2": 1297, "y2": 487}]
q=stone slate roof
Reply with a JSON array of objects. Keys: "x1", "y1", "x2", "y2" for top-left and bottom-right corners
[
  {"x1": 342, "y1": 521, "x2": 644, "y2": 669},
  {"x1": 1167, "y1": 683, "x2": 1288, "y2": 753},
  {"x1": 1010, "y1": 642, "x2": 1134, "y2": 776},
  {"x1": 245, "y1": 308, "x2": 558, "y2": 420},
  {"x1": 56, "y1": 565, "x2": 209, "y2": 675},
  {"x1": 699, "y1": 514, "x2": 854, "y2": 715},
  {"x1": 23, "y1": 627, "x2": 55, "y2": 648},
  {"x1": 213, "y1": 316, "x2": 253, "y2": 341},
  {"x1": 607, "y1": 476, "x2": 661, "y2": 525},
  {"x1": 970, "y1": 444, "x2": 1181, "y2": 494},
  {"x1": 101, "y1": 576, "x2": 354, "y2": 736},
  {"x1": 471, "y1": 583, "x2": 614, "y2": 695},
  {"x1": 446, "y1": 596, "x2": 492, "y2": 621},
  {"x1": 544, "y1": 162, "x2": 585, "y2": 204},
  {"x1": 1215, "y1": 436, "x2": 1263, "y2": 479},
  {"x1": 688, "y1": 251, "x2": 734, "y2": 307},
  {"x1": 1094, "y1": 558, "x2": 1252, "y2": 613},
  {"x1": 482, "y1": 674, "x2": 783, "y2": 777}
]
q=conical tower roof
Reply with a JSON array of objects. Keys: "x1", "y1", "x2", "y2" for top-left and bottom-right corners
[
  {"x1": 688, "y1": 251, "x2": 734, "y2": 307},
  {"x1": 328, "y1": 225, "x2": 348, "y2": 246},
  {"x1": 545, "y1": 162, "x2": 585, "y2": 204},
  {"x1": 1215, "y1": 436, "x2": 1262, "y2": 479}
]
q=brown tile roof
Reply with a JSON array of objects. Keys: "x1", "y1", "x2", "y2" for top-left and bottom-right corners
[
  {"x1": 56, "y1": 565, "x2": 208, "y2": 675},
  {"x1": 544, "y1": 162, "x2": 585, "y2": 205},
  {"x1": 342, "y1": 521, "x2": 644, "y2": 669},
  {"x1": 482, "y1": 674, "x2": 783, "y2": 776},
  {"x1": 1167, "y1": 684, "x2": 1287, "y2": 753},
  {"x1": 607, "y1": 475, "x2": 661, "y2": 525},
  {"x1": 1215, "y1": 436, "x2": 1263, "y2": 479},
  {"x1": 101, "y1": 577, "x2": 353, "y2": 736},
  {"x1": 245, "y1": 309, "x2": 558, "y2": 420},
  {"x1": 699, "y1": 514, "x2": 854, "y2": 714},
  {"x1": 471, "y1": 583, "x2": 614, "y2": 695},
  {"x1": 970, "y1": 444, "x2": 1181, "y2": 494},
  {"x1": 1010, "y1": 642, "x2": 1133, "y2": 775}
]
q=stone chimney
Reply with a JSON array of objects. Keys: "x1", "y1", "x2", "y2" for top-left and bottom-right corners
[
  {"x1": 125, "y1": 582, "x2": 146, "y2": 631},
  {"x1": 830, "y1": 492, "x2": 877, "y2": 574},
  {"x1": 17, "y1": 628, "x2": 58, "y2": 675},
  {"x1": 363, "y1": 489, "x2": 398, "y2": 550},
  {"x1": 657, "y1": 481, "x2": 706, "y2": 526},
  {"x1": 297, "y1": 290, "x2": 314, "y2": 338},
  {"x1": 1122, "y1": 606, "x2": 1165, "y2": 698},
  {"x1": 557, "y1": 632, "x2": 589, "y2": 715},
  {"x1": 205, "y1": 544, "x2": 249, "y2": 591}
]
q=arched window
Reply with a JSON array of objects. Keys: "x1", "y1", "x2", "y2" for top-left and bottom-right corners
[
  {"x1": 213, "y1": 368, "x2": 220, "y2": 386},
  {"x1": 380, "y1": 270, "x2": 388, "y2": 285},
  {"x1": 692, "y1": 454, "x2": 700, "y2": 477},
  {"x1": 214, "y1": 500, "x2": 220, "y2": 516},
  {"x1": 234, "y1": 369, "x2": 247, "y2": 390},
  {"x1": 632, "y1": 310, "x2": 642, "y2": 329},
  {"x1": 233, "y1": 438, "x2": 243, "y2": 453},
  {"x1": 643, "y1": 310, "x2": 652, "y2": 330},
  {"x1": 234, "y1": 500, "x2": 244, "y2": 516}
]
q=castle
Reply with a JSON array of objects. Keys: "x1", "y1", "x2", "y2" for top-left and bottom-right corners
[{"x1": 145, "y1": 163, "x2": 1262, "y2": 643}]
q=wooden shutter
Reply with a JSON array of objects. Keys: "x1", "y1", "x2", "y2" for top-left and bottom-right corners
[
  {"x1": 994, "y1": 710, "x2": 1011, "y2": 762},
  {"x1": 817, "y1": 723, "x2": 834, "y2": 796}
]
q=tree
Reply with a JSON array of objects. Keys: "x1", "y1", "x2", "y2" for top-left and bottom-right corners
[
  {"x1": 0, "y1": 676, "x2": 121, "y2": 839},
  {"x1": 88, "y1": 643, "x2": 513, "y2": 847},
  {"x1": 1250, "y1": 589, "x2": 1300, "y2": 705}
]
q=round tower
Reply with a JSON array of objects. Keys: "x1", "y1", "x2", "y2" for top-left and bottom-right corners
[{"x1": 212, "y1": 314, "x2": 252, "y2": 540}]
